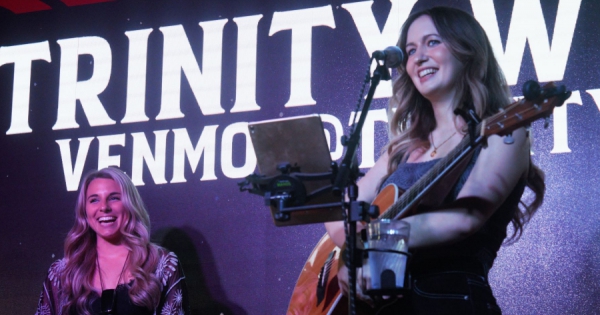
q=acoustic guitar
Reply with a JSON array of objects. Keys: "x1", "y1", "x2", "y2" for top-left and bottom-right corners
[{"x1": 287, "y1": 81, "x2": 571, "y2": 315}]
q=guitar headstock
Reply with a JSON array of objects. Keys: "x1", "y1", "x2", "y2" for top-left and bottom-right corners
[{"x1": 481, "y1": 81, "x2": 571, "y2": 137}]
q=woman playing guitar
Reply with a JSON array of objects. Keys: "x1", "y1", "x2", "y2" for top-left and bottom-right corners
[{"x1": 324, "y1": 6, "x2": 545, "y2": 314}]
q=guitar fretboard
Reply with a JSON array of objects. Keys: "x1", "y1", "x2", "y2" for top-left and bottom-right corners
[{"x1": 378, "y1": 82, "x2": 568, "y2": 220}]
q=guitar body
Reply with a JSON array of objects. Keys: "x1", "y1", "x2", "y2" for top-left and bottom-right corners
[{"x1": 287, "y1": 185, "x2": 399, "y2": 315}]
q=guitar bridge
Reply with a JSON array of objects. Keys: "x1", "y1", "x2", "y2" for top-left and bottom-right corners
[{"x1": 316, "y1": 250, "x2": 336, "y2": 305}]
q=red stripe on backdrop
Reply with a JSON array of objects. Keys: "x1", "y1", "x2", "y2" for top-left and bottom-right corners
[
  {"x1": 0, "y1": 0, "x2": 51, "y2": 14},
  {"x1": 61, "y1": 0, "x2": 115, "y2": 7}
]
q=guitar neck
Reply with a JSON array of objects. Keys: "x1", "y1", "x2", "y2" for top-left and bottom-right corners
[{"x1": 380, "y1": 82, "x2": 572, "y2": 220}]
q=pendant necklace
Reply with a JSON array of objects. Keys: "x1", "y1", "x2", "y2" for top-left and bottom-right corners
[
  {"x1": 97, "y1": 252, "x2": 129, "y2": 315},
  {"x1": 430, "y1": 131, "x2": 457, "y2": 157}
]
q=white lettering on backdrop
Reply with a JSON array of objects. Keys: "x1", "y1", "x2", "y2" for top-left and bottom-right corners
[{"x1": 0, "y1": 0, "x2": 590, "y2": 190}]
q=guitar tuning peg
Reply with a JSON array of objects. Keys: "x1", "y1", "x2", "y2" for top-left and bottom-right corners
[
  {"x1": 544, "y1": 117, "x2": 550, "y2": 129},
  {"x1": 504, "y1": 133, "x2": 514, "y2": 144},
  {"x1": 522, "y1": 80, "x2": 541, "y2": 101}
]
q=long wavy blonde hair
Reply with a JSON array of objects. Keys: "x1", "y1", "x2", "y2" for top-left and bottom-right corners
[
  {"x1": 60, "y1": 167, "x2": 162, "y2": 314},
  {"x1": 387, "y1": 6, "x2": 544, "y2": 241}
]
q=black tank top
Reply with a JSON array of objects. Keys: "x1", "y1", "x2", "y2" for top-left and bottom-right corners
[{"x1": 380, "y1": 148, "x2": 526, "y2": 275}]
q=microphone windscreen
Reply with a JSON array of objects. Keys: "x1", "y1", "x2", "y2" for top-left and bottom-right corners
[{"x1": 383, "y1": 46, "x2": 404, "y2": 68}]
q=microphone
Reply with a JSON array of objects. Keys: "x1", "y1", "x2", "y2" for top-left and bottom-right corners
[{"x1": 372, "y1": 46, "x2": 404, "y2": 68}]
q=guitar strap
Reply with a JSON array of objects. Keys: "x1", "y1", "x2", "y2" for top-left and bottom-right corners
[
  {"x1": 417, "y1": 149, "x2": 475, "y2": 209},
  {"x1": 416, "y1": 104, "x2": 482, "y2": 209}
]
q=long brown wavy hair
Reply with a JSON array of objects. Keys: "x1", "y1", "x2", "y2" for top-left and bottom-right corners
[
  {"x1": 60, "y1": 167, "x2": 162, "y2": 314},
  {"x1": 387, "y1": 6, "x2": 544, "y2": 242}
]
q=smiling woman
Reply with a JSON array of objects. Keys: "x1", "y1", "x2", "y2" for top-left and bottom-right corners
[
  {"x1": 85, "y1": 178, "x2": 127, "y2": 244},
  {"x1": 324, "y1": 6, "x2": 546, "y2": 314},
  {"x1": 35, "y1": 167, "x2": 190, "y2": 315}
]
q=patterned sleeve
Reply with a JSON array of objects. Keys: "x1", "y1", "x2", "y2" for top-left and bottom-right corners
[
  {"x1": 35, "y1": 259, "x2": 67, "y2": 315},
  {"x1": 155, "y1": 251, "x2": 190, "y2": 315}
]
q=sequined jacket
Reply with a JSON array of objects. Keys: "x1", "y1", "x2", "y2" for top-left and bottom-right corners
[{"x1": 35, "y1": 250, "x2": 189, "y2": 315}]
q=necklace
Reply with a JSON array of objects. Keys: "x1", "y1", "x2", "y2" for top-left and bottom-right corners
[
  {"x1": 97, "y1": 252, "x2": 129, "y2": 315},
  {"x1": 430, "y1": 131, "x2": 457, "y2": 157}
]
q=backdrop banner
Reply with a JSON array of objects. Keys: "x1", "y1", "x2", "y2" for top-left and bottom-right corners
[{"x1": 1, "y1": 0, "x2": 598, "y2": 314}]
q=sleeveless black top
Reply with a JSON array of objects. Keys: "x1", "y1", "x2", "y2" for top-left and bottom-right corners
[
  {"x1": 86, "y1": 282, "x2": 150, "y2": 315},
  {"x1": 380, "y1": 149, "x2": 526, "y2": 276}
]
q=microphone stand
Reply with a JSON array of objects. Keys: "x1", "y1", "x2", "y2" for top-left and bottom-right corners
[{"x1": 333, "y1": 60, "x2": 391, "y2": 314}]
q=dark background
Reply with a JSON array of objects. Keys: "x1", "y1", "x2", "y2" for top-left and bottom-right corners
[{"x1": 1, "y1": 0, "x2": 599, "y2": 314}]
